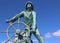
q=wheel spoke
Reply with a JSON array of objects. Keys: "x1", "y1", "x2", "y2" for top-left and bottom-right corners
[
  {"x1": 10, "y1": 35, "x2": 14, "y2": 39},
  {"x1": 17, "y1": 18, "x2": 20, "y2": 29},
  {"x1": 9, "y1": 23, "x2": 16, "y2": 30},
  {"x1": 5, "y1": 39, "x2": 10, "y2": 43},
  {"x1": 0, "y1": 31, "x2": 6, "y2": 33}
]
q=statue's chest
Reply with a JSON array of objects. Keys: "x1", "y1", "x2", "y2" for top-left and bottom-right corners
[{"x1": 24, "y1": 11, "x2": 33, "y2": 19}]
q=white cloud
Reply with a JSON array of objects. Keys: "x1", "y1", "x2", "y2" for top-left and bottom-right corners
[
  {"x1": 52, "y1": 29, "x2": 60, "y2": 37},
  {"x1": 45, "y1": 32, "x2": 52, "y2": 38},
  {"x1": 45, "y1": 29, "x2": 60, "y2": 38}
]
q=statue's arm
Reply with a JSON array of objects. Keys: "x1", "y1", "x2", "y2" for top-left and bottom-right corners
[
  {"x1": 10, "y1": 12, "x2": 24, "y2": 22},
  {"x1": 6, "y1": 11, "x2": 24, "y2": 23},
  {"x1": 32, "y1": 11, "x2": 36, "y2": 31}
]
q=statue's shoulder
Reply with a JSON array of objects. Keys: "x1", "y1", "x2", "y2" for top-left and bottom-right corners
[
  {"x1": 19, "y1": 11, "x2": 25, "y2": 14},
  {"x1": 20, "y1": 10, "x2": 28, "y2": 14},
  {"x1": 32, "y1": 11, "x2": 36, "y2": 14}
]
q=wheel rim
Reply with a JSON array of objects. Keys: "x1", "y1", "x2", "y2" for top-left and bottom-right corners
[{"x1": 6, "y1": 22, "x2": 30, "y2": 42}]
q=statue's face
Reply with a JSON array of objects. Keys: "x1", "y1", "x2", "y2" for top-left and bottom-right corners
[
  {"x1": 26, "y1": 3, "x2": 32, "y2": 11},
  {"x1": 27, "y1": 4, "x2": 32, "y2": 8}
]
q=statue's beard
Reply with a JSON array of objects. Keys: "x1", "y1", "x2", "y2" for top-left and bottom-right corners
[{"x1": 27, "y1": 7, "x2": 32, "y2": 11}]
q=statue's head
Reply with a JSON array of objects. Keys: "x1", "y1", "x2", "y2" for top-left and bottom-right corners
[{"x1": 26, "y1": 1, "x2": 33, "y2": 11}]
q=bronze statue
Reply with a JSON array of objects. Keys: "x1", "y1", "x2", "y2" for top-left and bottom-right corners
[{"x1": 6, "y1": 1, "x2": 44, "y2": 43}]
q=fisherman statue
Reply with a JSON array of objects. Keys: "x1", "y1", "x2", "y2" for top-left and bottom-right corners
[{"x1": 6, "y1": 1, "x2": 44, "y2": 43}]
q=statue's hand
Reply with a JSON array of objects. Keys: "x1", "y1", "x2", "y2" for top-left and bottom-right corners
[{"x1": 6, "y1": 20, "x2": 10, "y2": 23}]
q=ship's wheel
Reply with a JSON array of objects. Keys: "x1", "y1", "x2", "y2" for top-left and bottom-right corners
[{"x1": 5, "y1": 18, "x2": 30, "y2": 43}]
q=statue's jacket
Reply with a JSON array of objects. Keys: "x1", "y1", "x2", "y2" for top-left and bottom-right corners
[{"x1": 10, "y1": 10, "x2": 36, "y2": 31}]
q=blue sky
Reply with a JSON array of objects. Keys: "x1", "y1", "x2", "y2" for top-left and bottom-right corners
[{"x1": 0, "y1": 0, "x2": 60, "y2": 43}]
